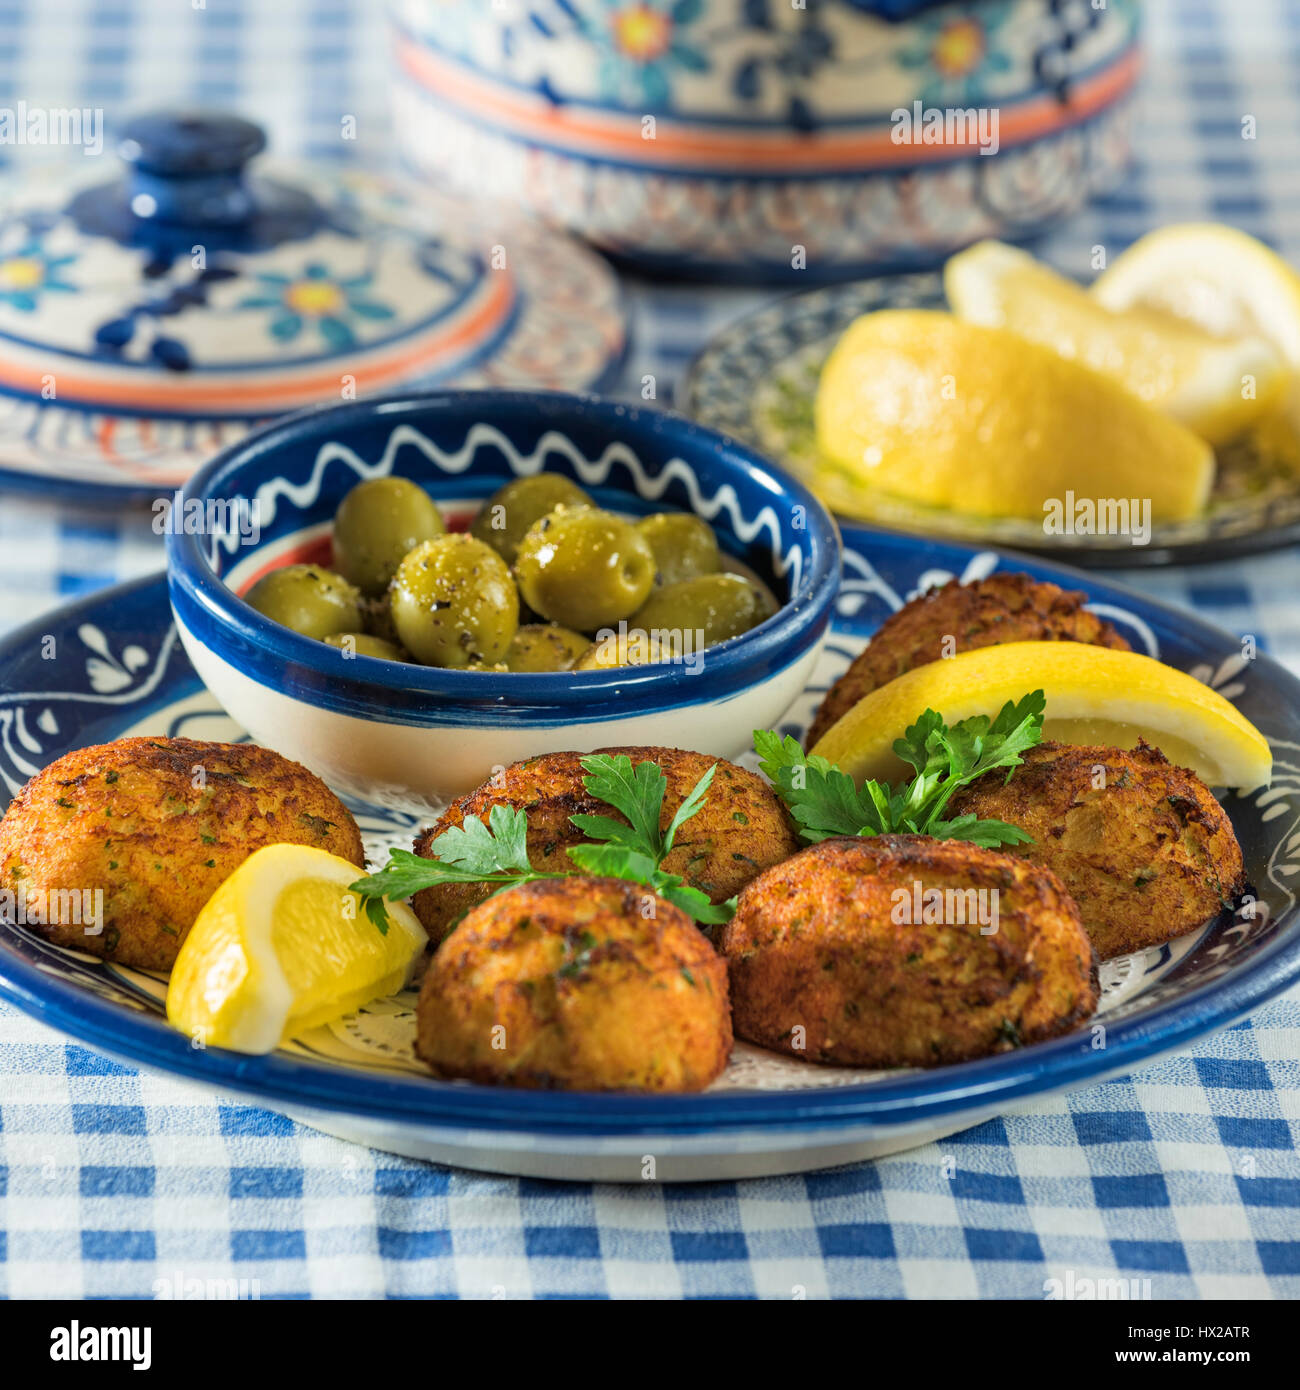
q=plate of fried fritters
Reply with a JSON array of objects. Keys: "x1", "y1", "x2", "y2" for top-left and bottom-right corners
[{"x1": 1, "y1": 523, "x2": 1298, "y2": 1181}]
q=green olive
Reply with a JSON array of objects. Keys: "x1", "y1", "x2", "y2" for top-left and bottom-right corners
[
  {"x1": 322, "y1": 632, "x2": 407, "y2": 661},
  {"x1": 637, "y1": 512, "x2": 722, "y2": 587},
  {"x1": 514, "y1": 506, "x2": 656, "y2": 631},
  {"x1": 572, "y1": 637, "x2": 667, "y2": 671},
  {"x1": 332, "y1": 477, "x2": 445, "y2": 596},
  {"x1": 628, "y1": 573, "x2": 778, "y2": 651},
  {"x1": 245, "y1": 564, "x2": 363, "y2": 641},
  {"x1": 504, "y1": 623, "x2": 592, "y2": 673},
  {"x1": 470, "y1": 474, "x2": 592, "y2": 564},
  {"x1": 389, "y1": 534, "x2": 519, "y2": 668},
  {"x1": 573, "y1": 642, "x2": 613, "y2": 672}
]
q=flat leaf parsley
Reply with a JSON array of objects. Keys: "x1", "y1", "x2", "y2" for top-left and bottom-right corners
[
  {"x1": 754, "y1": 691, "x2": 1046, "y2": 849},
  {"x1": 350, "y1": 753, "x2": 735, "y2": 931}
]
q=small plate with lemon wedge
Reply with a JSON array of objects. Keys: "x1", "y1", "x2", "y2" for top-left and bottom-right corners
[
  {"x1": 0, "y1": 523, "x2": 1298, "y2": 1181},
  {"x1": 681, "y1": 224, "x2": 1300, "y2": 566}
]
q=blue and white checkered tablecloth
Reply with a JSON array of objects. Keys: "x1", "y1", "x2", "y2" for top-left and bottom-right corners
[{"x1": 0, "y1": 0, "x2": 1298, "y2": 1302}]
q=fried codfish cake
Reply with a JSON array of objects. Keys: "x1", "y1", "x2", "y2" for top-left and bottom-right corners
[
  {"x1": 718, "y1": 834, "x2": 1098, "y2": 1068},
  {"x1": 411, "y1": 746, "x2": 799, "y2": 944},
  {"x1": 416, "y1": 876, "x2": 732, "y2": 1091},
  {"x1": 948, "y1": 741, "x2": 1244, "y2": 959},
  {"x1": 805, "y1": 574, "x2": 1130, "y2": 749},
  {"x1": 0, "y1": 737, "x2": 363, "y2": 971}
]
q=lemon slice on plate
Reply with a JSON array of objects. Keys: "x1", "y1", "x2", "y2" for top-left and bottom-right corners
[
  {"x1": 814, "y1": 309, "x2": 1213, "y2": 522},
  {"x1": 945, "y1": 239, "x2": 1285, "y2": 446},
  {"x1": 1093, "y1": 222, "x2": 1300, "y2": 446},
  {"x1": 1092, "y1": 223, "x2": 1300, "y2": 367},
  {"x1": 809, "y1": 641, "x2": 1272, "y2": 793},
  {"x1": 167, "y1": 844, "x2": 426, "y2": 1054}
]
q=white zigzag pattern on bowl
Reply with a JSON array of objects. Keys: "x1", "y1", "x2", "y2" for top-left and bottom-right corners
[{"x1": 203, "y1": 422, "x2": 804, "y2": 594}]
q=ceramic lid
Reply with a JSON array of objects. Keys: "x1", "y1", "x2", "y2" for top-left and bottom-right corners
[{"x1": 0, "y1": 113, "x2": 627, "y2": 496}]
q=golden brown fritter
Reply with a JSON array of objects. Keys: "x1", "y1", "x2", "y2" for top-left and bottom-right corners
[
  {"x1": 805, "y1": 573, "x2": 1131, "y2": 749},
  {"x1": 416, "y1": 875, "x2": 731, "y2": 1091},
  {"x1": 948, "y1": 741, "x2": 1244, "y2": 959},
  {"x1": 0, "y1": 737, "x2": 363, "y2": 972},
  {"x1": 718, "y1": 834, "x2": 1098, "y2": 1068},
  {"x1": 410, "y1": 745, "x2": 799, "y2": 944}
]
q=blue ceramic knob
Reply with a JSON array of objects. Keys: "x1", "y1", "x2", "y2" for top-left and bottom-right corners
[{"x1": 117, "y1": 113, "x2": 266, "y2": 225}]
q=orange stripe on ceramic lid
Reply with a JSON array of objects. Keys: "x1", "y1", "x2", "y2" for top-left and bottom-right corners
[
  {"x1": 0, "y1": 270, "x2": 515, "y2": 415},
  {"x1": 396, "y1": 35, "x2": 1141, "y2": 172}
]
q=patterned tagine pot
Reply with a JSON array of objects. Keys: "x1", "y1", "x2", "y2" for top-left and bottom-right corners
[
  {"x1": 389, "y1": 0, "x2": 1141, "y2": 282},
  {"x1": 0, "y1": 112, "x2": 626, "y2": 498}
]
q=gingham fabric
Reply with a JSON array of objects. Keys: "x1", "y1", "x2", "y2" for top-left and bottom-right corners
[{"x1": 0, "y1": 0, "x2": 1298, "y2": 1301}]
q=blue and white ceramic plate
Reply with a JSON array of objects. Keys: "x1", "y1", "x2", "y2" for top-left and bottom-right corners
[
  {"x1": 679, "y1": 274, "x2": 1300, "y2": 567},
  {"x1": 2, "y1": 528, "x2": 1299, "y2": 1180}
]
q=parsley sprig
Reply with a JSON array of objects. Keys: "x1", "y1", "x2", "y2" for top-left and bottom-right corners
[
  {"x1": 350, "y1": 753, "x2": 734, "y2": 930},
  {"x1": 754, "y1": 691, "x2": 1046, "y2": 849}
]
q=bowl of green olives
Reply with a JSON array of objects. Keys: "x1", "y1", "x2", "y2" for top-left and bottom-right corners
[{"x1": 166, "y1": 391, "x2": 840, "y2": 804}]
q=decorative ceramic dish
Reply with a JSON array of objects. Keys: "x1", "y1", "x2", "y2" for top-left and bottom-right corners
[
  {"x1": 0, "y1": 114, "x2": 627, "y2": 500},
  {"x1": 389, "y1": 0, "x2": 1140, "y2": 281},
  {"x1": 2, "y1": 526, "x2": 1298, "y2": 1180},
  {"x1": 165, "y1": 391, "x2": 840, "y2": 806},
  {"x1": 679, "y1": 272, "x2": 1300, "y2": 566}
]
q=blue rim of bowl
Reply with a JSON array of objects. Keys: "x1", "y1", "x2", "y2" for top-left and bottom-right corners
[
  {"x1": 4, "y1": 539, "x2": 1300, "y2": 1137},
  {"x1": 166, "y1": 391, "x2": 842, "y2": 725}
]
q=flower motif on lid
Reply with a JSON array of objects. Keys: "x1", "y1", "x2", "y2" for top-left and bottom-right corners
[
  {"x1": 896, "y1": 4, "x2": 1014, "y2": 103},
  {"x1": 586, "y1": 0, "x2": 710, "y2": 107},
  {"x1": 0, "y1": 238, "x2": 77, "y2": 312},
  {"x1": 238, "y1": 263, "x2": 395, "y2": 349}
]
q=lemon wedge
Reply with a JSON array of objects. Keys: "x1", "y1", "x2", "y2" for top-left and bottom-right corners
[
  {"x1": 809, "y1": 641, "x2": 1272, "y2": 794},
  {"x1": 1093, "y1": 222, "x2": 1300, "y2": 446},
  {"x1": 945, "y1": 239, "x2": 1285, "y2": 445},
  {"x1": 1092, "y1": 223, "x2": 1300, "y2": 367},
  {"x1": 814, "y1": 309, "x2": 1213, "y2": 522},
  {"x1": 167, "y1": 844, "x2": 426, "y2": 1054}
]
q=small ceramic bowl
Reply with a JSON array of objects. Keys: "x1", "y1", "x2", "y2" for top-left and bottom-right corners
[
  {"x1": 165, "y1": 390, "x2": 840, "y2": 806},
  {"x1": 389, "y1": 0, "x2": 1141, "y2": 281}
]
